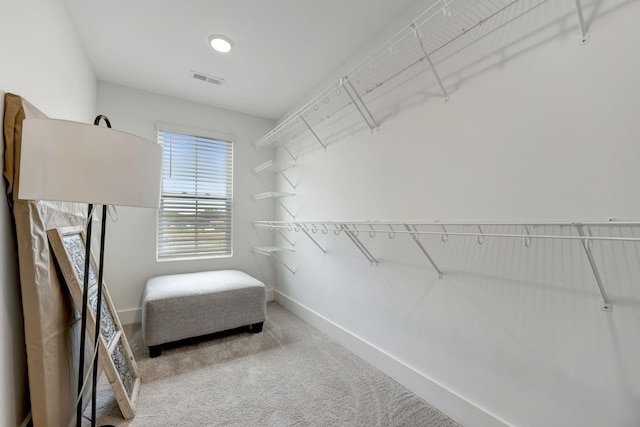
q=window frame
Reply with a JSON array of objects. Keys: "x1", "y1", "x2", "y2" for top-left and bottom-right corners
[{"x1": 155, "y1": 123, "x2": 234, "y2": 262}]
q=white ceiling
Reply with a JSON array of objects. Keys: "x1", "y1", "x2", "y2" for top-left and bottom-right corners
[{"x1": 65, "y1": 0, "x2": 418, "y2": 120}]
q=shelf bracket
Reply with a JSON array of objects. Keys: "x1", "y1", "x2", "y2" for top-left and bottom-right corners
[
  {"x1": 523, "y1": 224, "x2": 532, "y2": 248},
  {"x1": 282, "y1": 144, "x2": 297, "y2": 161},
  {"x1": 270, "y1": 252, "x2": 296, "y2": 275},
  {"x1": 404, "y1": 224, "x2": 444, "y2": 279},
  {"x1": 279, "y1": 171, "x2": 296, "y2": 189},
  {"x1": 574, "y1": 0, "x2": 590, "y2": 45},
  {"x1": 300, "y1": 115, "x2": 327, "y2": 151},
  {"x1": 342, "y1": 78, "x2": 379, "y2": 131},
  {"x1": 575, "y1": 225, "x2": 612, "y2": 312},
  {"x1": 440, "y1": 0, "x2": 451, "y2": 18},
  {"x1": 413, "y1": 24, "x2": 449, "y2": 102},
  {"x1": 297, "y1": 223, "x2": 326, "y2": 254},
  {"x1": 277, "y1": 230, "x2": 295, "y2": 247},
  {"x1": 252, "y1": 247, "x2": 295, "y2": 275},
  {"x1": 277, "y1": 200, "x2": 296, "y2": 219},
  {"x1": 341, "y1": 224, "x2": 378, "y2": 265}
]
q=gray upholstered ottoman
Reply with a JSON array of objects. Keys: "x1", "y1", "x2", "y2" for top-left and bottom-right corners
[{"x1": 142, "y1": 270, "x2": 266, "y2": 357}]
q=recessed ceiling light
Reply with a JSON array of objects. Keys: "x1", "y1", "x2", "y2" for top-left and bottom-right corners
[{"x1": 208, "y1": 35, "x2": 233, "y2": 53}]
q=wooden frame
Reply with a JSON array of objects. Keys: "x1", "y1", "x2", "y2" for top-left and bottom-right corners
[{"x1": 48, "y1": 226, "x2": 140, "y2": 419}]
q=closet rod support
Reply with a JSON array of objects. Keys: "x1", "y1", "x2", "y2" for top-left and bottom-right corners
[
  {"x1": 300, "y1": 115, "x2": 327, "y2": 151},
  {"x1": 299, "y1": 225, "x2": 326, "y2": 254},
  {"x1": 270, "y1": 252, "x2": 296, "y2": 275},
  {"x1": 279, "y1": 171, "x2": 296, "y2": 189},
  {"x1": 574, "y1": 0, "x2": 590, "y2": 45},
  {"x1": 342, "y1": 79, "x2": 379, "y2": 131},
  {"x1": 404, "y1": 224, "x2": 443, "y2": 279},
  {"x1": 282, "y1": 145, "x2": 297, "y2": 161},
  {"x1": 277, "y1": 230, "x2": 295, "y2": 247},
  {"x1": 347, "y1": 79, "x2": 378, "y2": 130},
  {"x1": 412, "y1": 24, "x2": 449, "y2": 102},
  {"x1": 278, "y1": 200, "x2": 296, "y2": 219},
  {"x1": 575, "y1": 225, "x2": 611, "y2": 311},
  {"x1": 341, "y1": 224, "x2": 378, "y2": 265},
  {"x1": 252, "y1": 248, "x2": 295, "y2": 275}
]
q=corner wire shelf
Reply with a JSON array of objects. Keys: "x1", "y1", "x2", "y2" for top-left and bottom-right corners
[
  {"x1": 253, "y1": 220, "x2": 640, "y2": 312},
  {"x1": 251, "y1": 191, "x2": 295, "y2": 201},
  {"x1": 253, "y1": 0, "x2": 590, "y2": 154},
  {"x1": 252, "y1": 159, "x2": 297, "y2": 189},
  {"x1": 251, "y1": 192, "x2": 296, "y2": 219},
  {"x1": 251, "y1": 246, "x2": 296, "y2": 275}
]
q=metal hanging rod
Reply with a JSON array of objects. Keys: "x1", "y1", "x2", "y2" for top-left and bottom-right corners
[{"x1": 254, "y1": 220, "x2": 640, "y2": 242}]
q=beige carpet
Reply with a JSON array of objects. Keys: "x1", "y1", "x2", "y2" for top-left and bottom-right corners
[{"x1": 86, "y1": 301, "x2": 460, "y2": 426}]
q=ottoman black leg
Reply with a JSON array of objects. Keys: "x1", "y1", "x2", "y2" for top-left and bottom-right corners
[
  {"x1": 149, "y1": 345, "x2": 162, "y2": 358},
  {"x1": 251, "y1": 322, "x2": 264, "y2": 333}
]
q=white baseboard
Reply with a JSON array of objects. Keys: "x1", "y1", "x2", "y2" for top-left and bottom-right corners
[
  {"x1": 266, "y1": 288, "x2": 275, "y2": 302},
  {"x1": 274, "y1": 290, "x2": 510, "y2": 427},
  {"x1": 117, "y1": 288, "x2": 276, "y2": 326},
  {"x1": 117, "y1": 307, "x2": 141, "y2": 325}
]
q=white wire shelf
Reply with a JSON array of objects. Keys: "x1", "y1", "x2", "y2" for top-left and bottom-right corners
[
  {"x1": 254, "y1": 219, "x2": 640, "y2": 312},
  {"x1": 251, "y1": 191, "x2": 295, "y2": 201},
  {"x1": 251, "y1": 246, "x2": 296, "y2": 274},
  {"x1": 252, "y1": 159, "x2": 296, "y2": 175},
  {"x1": 251, "y1": 246, "x2": 295, "y2": 255},
  {"x1": 253, "y1": 0, "x2": 588, "y2": 152},
  {"x1": 254, "y1": 220, "x2": 640, "y2": 242},
  {"x1": 252, "y1": 160, "x2": 297, "y2": 189}
]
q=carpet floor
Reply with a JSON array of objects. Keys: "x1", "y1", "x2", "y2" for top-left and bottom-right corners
[{"x1": 86, "y1": 301, "x2": 460, "y2": 426}]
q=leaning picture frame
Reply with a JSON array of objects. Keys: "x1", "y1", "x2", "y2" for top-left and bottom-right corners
[{"x1": 48, "y1": 226, "x2": 140, "y2": 419}]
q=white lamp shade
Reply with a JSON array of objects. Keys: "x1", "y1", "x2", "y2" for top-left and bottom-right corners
[{"x1": 18, "y1": 118, "x2": 162, "y2": 208}]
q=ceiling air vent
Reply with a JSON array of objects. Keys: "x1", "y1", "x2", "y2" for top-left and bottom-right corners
[{"x1": 190, "y1": 70, "x2": 224, "y2": 86}]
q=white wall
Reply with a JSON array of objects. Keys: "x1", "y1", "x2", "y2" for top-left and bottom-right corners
[
  {"x1": 96, "y1": 82, "x2": 276, "y2": 324},
  {"x1": 0, "y1": 0, "x2": 96, "y2": 425},
  {"x1": 272, "y1": 0, "x2": 640, "y2": 426}
]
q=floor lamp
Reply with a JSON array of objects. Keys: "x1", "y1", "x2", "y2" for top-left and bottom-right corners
[{"x1": 18, "y1": 116, "x2": 162, "y2": 427}]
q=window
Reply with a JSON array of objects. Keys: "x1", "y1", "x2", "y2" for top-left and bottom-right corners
[{"x1": 157, "y1": 128, "x2": 233, "y2": 260}]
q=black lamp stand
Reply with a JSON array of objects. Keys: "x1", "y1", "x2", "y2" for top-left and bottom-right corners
[{"x1": 76, "y1": 115, "x2": 114, "y2": 427}]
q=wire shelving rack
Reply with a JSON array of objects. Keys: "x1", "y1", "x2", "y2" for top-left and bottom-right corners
[{"x1": 253, "y1": 0, "x2": 590, "y2": 156}]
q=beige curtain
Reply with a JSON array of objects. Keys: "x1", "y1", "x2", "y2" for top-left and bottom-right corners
[{"x1": 3, "y1": 93, "x2": 89, "y2": 427}]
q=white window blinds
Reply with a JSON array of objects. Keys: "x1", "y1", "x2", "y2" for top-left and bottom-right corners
[{"x1": 157, "y1": 129, "x2": 233, "y2": 260}]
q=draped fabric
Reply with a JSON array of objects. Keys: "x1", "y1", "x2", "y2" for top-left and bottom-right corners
[{"x1": 3, "y1": 93, "x2": 89, "y2": 427}]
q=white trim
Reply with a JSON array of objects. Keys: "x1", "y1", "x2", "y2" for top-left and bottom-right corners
[
  {"x1": 274, "y1": 290, "x2": 511, "y2": 427},
  {"x1": 155, "y1": 121, "x2": 235, "y2": 143},
  {"x1": 117, "y1": 307, "x2": 141, "y2": 326},
  {"x1": 155, "y1": 128, "x2": 234, "y2": 261},
  {"x1": 265, "y1": 288, "x2": 275, "y2": 302},
  {"x1": 156, "y1": 253, "x2": 233, "y2": 263}
]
